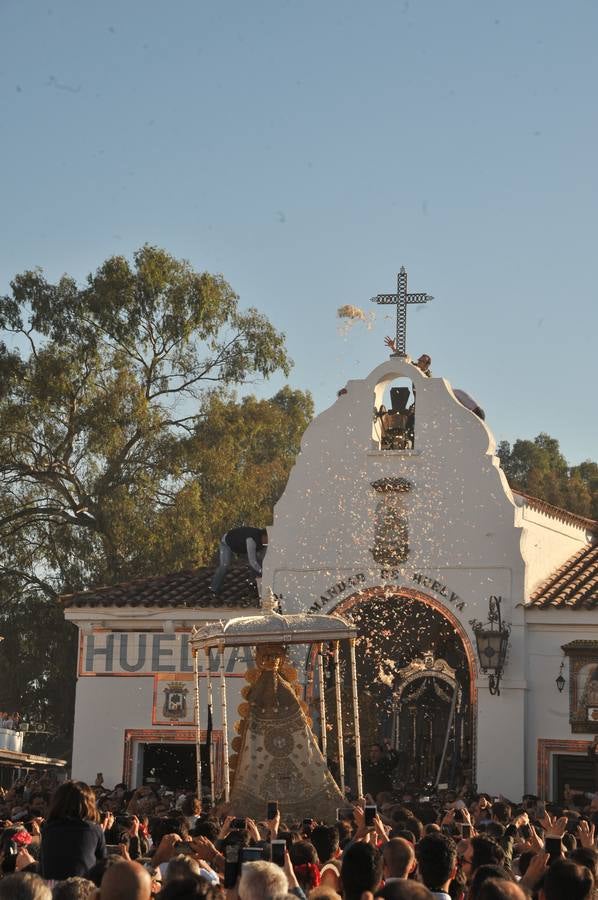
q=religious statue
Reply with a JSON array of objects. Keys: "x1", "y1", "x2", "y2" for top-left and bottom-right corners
[{"x1": 228, "y1": 642, "x2": 344, "y2": 822}]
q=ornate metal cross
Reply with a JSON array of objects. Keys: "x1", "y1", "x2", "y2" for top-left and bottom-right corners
[{"x1": 370, "y1": 266, "x2": 433, "y2": 357}]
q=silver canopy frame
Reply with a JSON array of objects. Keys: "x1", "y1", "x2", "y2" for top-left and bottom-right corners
[{"x1": 189, "y1": 589, "x2": 363, "y2": 803}]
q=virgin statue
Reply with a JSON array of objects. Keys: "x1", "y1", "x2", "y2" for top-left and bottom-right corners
[{"x1": 228, "y1": 642, "x2": 344, "y2": 822}]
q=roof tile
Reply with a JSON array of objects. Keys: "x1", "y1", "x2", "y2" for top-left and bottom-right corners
[
  {"x1": 529, "y1": 543, "x2": 598, "y2": 609},
  {"x1": 60, "y1": 562, "x2": 260, "y2": 610}
]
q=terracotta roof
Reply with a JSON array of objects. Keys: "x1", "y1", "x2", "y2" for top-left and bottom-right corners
[
  {"x1": 514, "y1": 491, "x2": 597, "y2": 532},
  {"x1": 60, "y1": 563, "x2": 260, "y2": 610},
  {"x1": 528, "y1": 542, "x2": 598, "y2": 609}
]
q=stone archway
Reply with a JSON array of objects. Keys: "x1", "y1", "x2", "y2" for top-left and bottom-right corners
[{"x1": 308, "y1": 587, "x2": 477, "y2": 791}]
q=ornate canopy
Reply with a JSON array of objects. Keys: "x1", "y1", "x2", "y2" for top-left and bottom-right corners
[{"x1": 190, "y1": 589, "x2": 357, "y2": 651}]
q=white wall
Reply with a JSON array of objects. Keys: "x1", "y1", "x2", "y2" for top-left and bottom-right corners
[
  {"x1": 263, "y1": 357, "x2": 530, "y2": 798},
  {"x1": 70, "y1": 665, "x2": 245, "y2": 788},
  {"x1": 524, "y1": 612, "x2": 598, "y2": 797}
]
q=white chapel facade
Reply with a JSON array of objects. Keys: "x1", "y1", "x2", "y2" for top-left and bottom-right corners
[{"x1": 63, "y1": 308, "x2": 597, "y2": 801}]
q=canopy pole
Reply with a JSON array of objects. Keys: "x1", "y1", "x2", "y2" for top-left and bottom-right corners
[
  {"x1": 333, "y1": 641, "x2": 345, "y2": 797},
  {"x1": 206, "y1": 650, "x2": 216, "y2": 806},
  {"x1": 193, "y1": 645, "x2": 203, "y2": 803},
  {"x1": 317, "y1": 643, "x2": 328, "y2": 760},
  {"x1": 349, "y1": 637, "x2": 363, "y2": 799},
  {"x1": 219, "y1": 641, "x2": 230, "y2": 801}
]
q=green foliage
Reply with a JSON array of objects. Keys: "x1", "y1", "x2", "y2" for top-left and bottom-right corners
[
  {"x1": 0, "y1": 246, "x2": 310, "y2": 751},
  {"x1": 498, "y1": 433, "x2": 597, "y2": 519}
]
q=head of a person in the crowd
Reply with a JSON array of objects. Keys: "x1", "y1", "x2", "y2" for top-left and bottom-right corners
[
  {"x1": 165, "y1": 855, "x2": 202, "y2": 883},
  {"x1": 308, "y1": 888, "x2": 341, "y2": 900},
  {"x1": 391, "y1": 816, "x2": 424, "y2": 842},
  {"x1": 570, "y1": 846, "x2": 598, "y2": 881},
  {"x1": 468, "y1": 865, "x2": 517, "y2": 900},
  {"x1": 52, "y1": 877, "x2": 97, "y2": 900},
  {"x1": 392, "y1": 828, "x2": 416, "y2": 845},
  {"x1": 539, "y1": 858, "x2": 594, "y2": 900},
  {"x1": 311, "y1": 825, "x2": 340, "y2": 864},
  {"x1": 180, "y1": 796, "x2": 201, "y2": 818},
  {"x1": 190, "y1": 819, "x2": 219, "y2": 842},
  {"x1": 375, "y1": 881, "x2": 433, "y2": 899},
  {"x1": 0, "y1": 873, "x2": 52, "y2": 900},
  {"x1": 491, "y1": 802, "x2": 511, "y2": 825},
  {"x1": 382, "y1": 837, "x2": 416, "y2": 880},
  {"x1": 158, "y1": 875, "x2": 216, "y2": 900},
  {"x1": 140, "y1": 864, "x2": 163, "y2": 896},
  {"x1": 369, "y1": 743, "x2": 384, "y2": 763},
  {"x1": 149, "y1": 817, "x2": 189, "y2": 846},
  {"x1": 341, "y1": 842, "x2": 383, "y2": 900},
  {"x1": 336, "y1": 820, "x2": 353, "y2": 849},
  {"x1": 476, "y1": 880, "x2": 527, "y2": 900},
  {"x1": 47, "y1": 781, "x2": 99, "y2": 823},
  {"x1": 485, "y1": 822, "x2": 505, "y2": 842},
  {"x1": 461, "y1": 836, "x2": 505, "y2": 882},
  {"x1": 415, "y1": 833, "x2": 457, "y2": 895},
  {"x1": 290, "y1": 840, "x2": 320, "y2": 891},
  {"x1": 237, "y1": 860, "x2": 288, "y2": 900},
  {"x1": 99, "y1": 861, "x2": 152, "y2": 900}
]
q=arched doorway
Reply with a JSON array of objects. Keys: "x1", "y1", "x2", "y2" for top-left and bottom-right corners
[{"x1": 316, "y1": 588, "x2": 476, "y2": 792}]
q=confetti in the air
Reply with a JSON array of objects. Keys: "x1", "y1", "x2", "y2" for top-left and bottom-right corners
[{"x1": 336, "y1": 304, "x2": 375, "y2": 335}]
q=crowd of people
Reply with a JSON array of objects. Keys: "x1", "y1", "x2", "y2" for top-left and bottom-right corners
[
  {"x1": 1, "y1": 757, "x2": 598, "y2": 900},
  {"x1": 0, "y1": 714, "x2": 22, "y2": 732}
]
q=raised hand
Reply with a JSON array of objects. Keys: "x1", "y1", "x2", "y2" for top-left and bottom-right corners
[{"x1": 576, "y1": 820, "x2": 596, "y2": 848}]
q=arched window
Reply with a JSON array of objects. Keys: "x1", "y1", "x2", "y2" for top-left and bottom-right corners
[{"x1": 373, "y1": 378, "x2": 416, "y2": 450}]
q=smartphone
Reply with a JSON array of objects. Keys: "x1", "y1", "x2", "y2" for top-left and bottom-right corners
[
  {"x1": 267, "y1": 801, "x2": 278, "y2": 820},
  {"x1": 105, "y1": 844, "x2": 123, "y2": 857},
  {"x1": 177, "y1": 842, "x2": 195, "y2": 854},
  {"x1": 240, "y1": 847, "x2": 264, "y2": 866},
  {"x1": 224, "y1": 844, "x2": 240, "y2": 888},
  {"x1": 278, "y1": 830, "x2": 294, "y2": 849},
  {"x1": 545, "y1": 837, "x2": 562, "y2": 861},
  {"x1": 231, "y1": 818, "x2": 246, "y2": 829},
  {"x1": 364, "y1": 805, "x2": 377, "y2": 827},
  {"x1": 461, "y1": 823, "x2": 472, "y2": 838},
  {"x1": 336, "y1": 808, "x2": 354, "y2": 821},
  {"x1": 271, "y1": 839, "x2": 286, "y2": 867},
  {"x1": 420, "y1": 796, "x2": 430, "y2": 803}
]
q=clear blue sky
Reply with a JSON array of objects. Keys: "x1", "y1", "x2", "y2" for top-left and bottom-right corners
[{"x1": 1, "y1": 0, "x2": 596, "y2": 464}]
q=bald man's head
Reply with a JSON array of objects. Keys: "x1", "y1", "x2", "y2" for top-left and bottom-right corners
[
  {"x1": 100, "y1": 861, "x2": 151, "y2": 900},
  {"x1": 382, "y1": 837, "x2": 416, "y2": 879}
]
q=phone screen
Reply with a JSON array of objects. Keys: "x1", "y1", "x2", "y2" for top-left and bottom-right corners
[
  {"x1": 224, "y1": 844, "x2": 240, "y2": 888},
  {"x1": 271, "y1": 840, "x2": 286, "y2": 867},
  {"x1": 267, "y1": 801, "x2": 278, "y2": 820},
  {"x1": 364, "y1": 805, "x2": 377, "y2": 826},
  {"x1": 545, "y1": 837, "x2": 562, "y2": 861}
]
